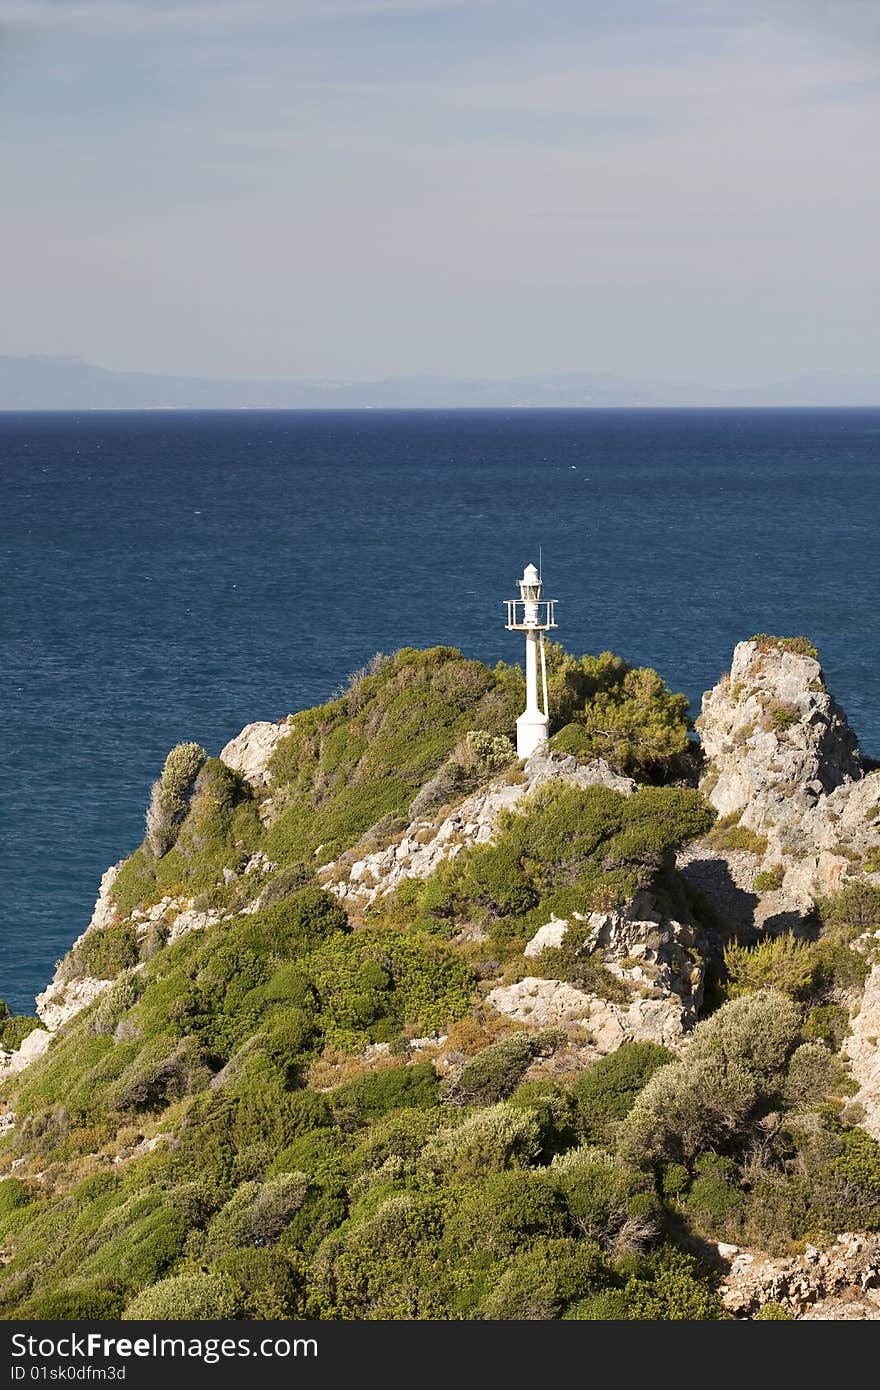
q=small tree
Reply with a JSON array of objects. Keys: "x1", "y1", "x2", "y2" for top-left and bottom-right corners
[{"x1": 145, "y1": 742, "x2": 206, "y2": 858}]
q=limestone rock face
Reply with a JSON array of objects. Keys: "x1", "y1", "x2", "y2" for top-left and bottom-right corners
[
  {"x1": 36, "y1": 976, "x2": 111, "y2": 1032},
  {"x1": 326, "y1": 749, "x2": 635, "y2": 910},
  {"x1": 846, "y1": 960, "x2": 880, "y2": 1141},
  {"x1": 220, "y1": 719, "x2": 293, "y2": 788},
  {"x1": 27, "y1": 864, "x2": 127, "y2": 1035},
  {"x1": 87, "y1": 861, "x2": 123, "y2": 933},
  {"x1": 0, "y1": 1025, "x2": 51, "y2": 1082},
  {"x1": 485, "y1": 976, "x2": 686, "y2": 1053},
  {"x1": 695, "y1": 640, "x2": 880, "y2": 902}
]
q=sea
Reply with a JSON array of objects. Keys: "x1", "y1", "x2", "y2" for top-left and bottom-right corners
[{"x1": 2, "y1": 408, "x2": 879, "y2": 1015}]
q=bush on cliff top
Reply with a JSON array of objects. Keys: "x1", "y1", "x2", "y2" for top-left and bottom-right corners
[
  {"x1": 264, "y1": 647, "x2": 523, "y2": 865},
  {"x1": 750, "y1": 634, "x2": 819, "y2": 660},
  {"x1": 544, "y1": 646, "x2": 690, "y2": 780}
]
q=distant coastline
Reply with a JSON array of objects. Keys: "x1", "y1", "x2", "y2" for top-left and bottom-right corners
[{"x1": 2, "y1": 354, "x2": 878, "y2": 411}]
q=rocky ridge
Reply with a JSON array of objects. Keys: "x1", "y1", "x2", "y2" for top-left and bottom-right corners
[
  {"x1": 7, "y1": 638, "x2": 880, "y2": 1117},
  {"x1": 321, "y1": 748, "x2": 635, "y2": 912}
]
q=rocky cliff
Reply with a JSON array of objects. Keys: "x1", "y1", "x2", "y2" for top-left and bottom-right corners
[{"x1": 1, "y1": 637, "x2": 879, "y2": 1322}]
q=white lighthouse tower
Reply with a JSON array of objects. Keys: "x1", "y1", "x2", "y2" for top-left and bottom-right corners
[{"x1": 505, "y1": 562, "x2": 558, "y2": 759}]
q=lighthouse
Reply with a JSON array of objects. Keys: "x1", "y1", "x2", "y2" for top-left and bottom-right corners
[{"x1": 505, "y1": 562, "x2": 558, "y2": 759}]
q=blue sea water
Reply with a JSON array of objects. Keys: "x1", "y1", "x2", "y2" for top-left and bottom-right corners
[{"x1": 2, "y1": 408, "x2": 879, "y2": 1014}]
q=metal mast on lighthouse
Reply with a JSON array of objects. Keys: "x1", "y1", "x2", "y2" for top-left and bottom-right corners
[{"x1": 505, "y1": 562, "x2": 558, "y2": 759}]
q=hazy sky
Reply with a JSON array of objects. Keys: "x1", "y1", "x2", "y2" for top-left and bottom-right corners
[{"x1": 1, "y1": 0, "x2": 878, "y2": 383}]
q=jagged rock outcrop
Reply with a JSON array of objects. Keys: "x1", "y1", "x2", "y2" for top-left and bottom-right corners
[
  {"x1": 489, "y1": 892, "x2": 705, "y2": 1053},
  {"x1": 699, "y1": 639, "x2": 861, "y2": 822},
  {"x1": 87, "y1": 861, "x2": 123, "y2": 932},
  {"x1": 695, "y1": 639, "x2": 880, "y2": 904},
  {"x1": 523, "y1": 916, "x2": 569, "y2": 956},
  {"x1": 324, "y1": 748, "x2": 635, "y2": 910},
  {"x1": 523, "y1": 896, "x2": 705, "y2": 1018},
  {"x1": 717, "y1": 1234, "x2": 880, "y2": 1319},
  {"x1": 219, "y1": 719, "x2": 293, "y2": 788}
]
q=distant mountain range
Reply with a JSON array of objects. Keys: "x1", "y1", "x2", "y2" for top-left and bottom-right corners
[{"x1": 1, "y1": 355, "x2": 878, "y2": 410}]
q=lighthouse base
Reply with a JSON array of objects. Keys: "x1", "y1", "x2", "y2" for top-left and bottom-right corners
[{"x1": 516, "y1": 709, "x2": 550, "y2": 760}]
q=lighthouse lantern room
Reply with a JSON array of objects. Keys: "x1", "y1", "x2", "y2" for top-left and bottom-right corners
[{"x1": 505, "y1": 562, "x2": 558, "y2": 760}]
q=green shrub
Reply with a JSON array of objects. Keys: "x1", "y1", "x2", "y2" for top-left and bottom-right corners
[
  {"x1": 91, "y1": 970, "x2": 144, "y2": 1035},
  {"x1": 704, "y1": 815, "x2": 768, "y2": 854},
  {"x1": 62, "y1": 923, "x2": 139, "y2": 982},
  {"x1": 552, "y1": 1147, "x2": 657, "y2": 1247},
  {"x1": 439, "y1": 781, "x2": 713, "y2": 948},
  {"x1": 418, "y1": 1103, "x2": 543, "y2": 1181},
  {"x1": 810, "y1": 937, "x2": 870, "y2": 992},
  {"x1": 19, "y1": 1281, "x2": 125, "y2": 1320},
  {"x1": 724, "y1": 934, "x2": 817, "y2": 1000},
  {"x1": 79, "y1": 1200, "x2": 189, "y2": 1292},
  {"x1": 212, "y1": 1247, "x2": 304, "y2": 1319},
  {"x1": 803, "y1": 1004, "x2": 849, "y2": 1051},
  {"x1": 782, "y1": 1042, "x2": 842, "y2": 1110},
  {"x1": 661, "y1": 1163, "x2": 689, "y2": 1198},
  {"x1": 506, "y1": 1080, "x2": 578, "y2": 1159},
  {"x1": 687, "y1": 990, "x2": 802, "y2": 1083},
  {"x1": 824, "y1": 1127, "x2": 880, "y2": 1228},
  {"x1": 264, "y1": 647, "x2": 522, "y2": 867},
  {"x1": 109, "y1": 849, "x2": 157, "y2": 918},
  {"x1": 683, "y1": 1154, "x2": 742, "y2": 1229},
  {"x1": 330, "y1": 1063, "x2": 439, "y2": 1125},
  {"x1": 202, "y1": 1174, "x2": 309, "y2": 1257},
  {"x1": 479, "y1": 1238, "x2": 611, "y2": 1319},
  {"x1": 755, "y1": 1301, "x2": 791, "y2": 1319},
  {"x1": 445, "y1": 1034, "x2": 543, "y2": 1106},
  {"x1": 617, "y1": 1245, "x2": 727, "y2": 1320},
  {"x1": 750, "y1": 635, "x2": 818, "y2": 660},
  {"x1": 571, "y1": 1042, "x2": 675, "y2": 1143},
  {"x1": 817, "y1": 880, "x2": 880, "y2": 934},
  {"x1": 754, "y1": 865, "x2": 785, "y2": 892},
  {"x1": 145, "y1": 742, "x2": 207, "y2": 858},
  {"x1": 620, "y1": 992, "x2": 802, "y2": 1162},
  {"x1": 765, "y1": 700, "x2": 800, "y2": 734},
  {"x1": 112, "y1": 1035, "x2": 211, "y2": 1112},
  {"x1": 306, "y1": 929, "x2": 474, "y2": 1048},
  {"x1": 252, "y1": 887, "x2": 349, "y2": 952},
  {"x1": 566, "y1": 1288, "x2": 630, "y2": 1319},
  {"x1": 123, "y1": 1272, "x2": 241, "y2": 1320},
  {"x1": 545, "y1": 648, "x2": 690, "y2": 779},
  {"x1": 348, "y1": 1108, "x2": 452, "y2": 1181},
  {"x1": 311, "y1": 1192, "x2": 447, "y2": 1319},
  {"x1": 446, "y1": 1169, "x2": 566, "y2": 1258},
  {"x1": 532, "y1": 942, "x2": 631, "y2": 1002},
  {"x1": 0, "y1": 1003, "x2": 42, "y2": 1053},
  {"x1": 725, "y1": 933, "x2": 867, "y2": 1005},
  {"x1": 0, "y1": 1178, "x2": 31, "y2": 1215}
]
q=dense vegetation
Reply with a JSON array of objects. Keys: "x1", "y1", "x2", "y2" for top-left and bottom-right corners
[
  {"x1": 544, "y1": 646, "x2": 692, "y2": 779},
  {"x1": 1, "y1": 644, "x2": 877, "y2": 1321}
]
